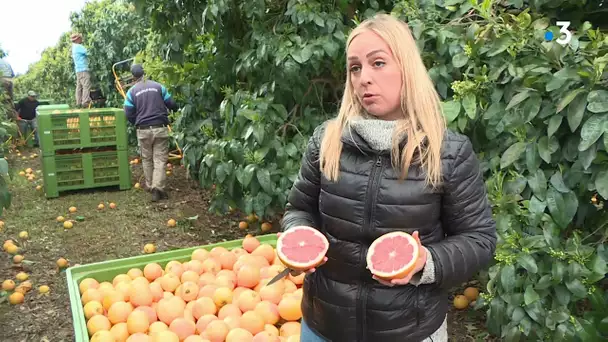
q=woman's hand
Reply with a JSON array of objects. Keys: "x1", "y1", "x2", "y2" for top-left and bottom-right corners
[
  {"x1": 372, "y1": 231, "x2": 427, "y2": 287},
  {"x1": 277, "y1": 230, "x2": 328, "y2": 275}
]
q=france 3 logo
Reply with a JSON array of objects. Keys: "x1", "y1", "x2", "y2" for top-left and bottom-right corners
[{"x1": 544, "y1": 21, "x2": 573, "y2": 46}]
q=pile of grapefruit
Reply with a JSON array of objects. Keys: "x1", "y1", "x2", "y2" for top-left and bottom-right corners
[{"x1": 80, "y1": 234, "x2": 312, "y2": 342}]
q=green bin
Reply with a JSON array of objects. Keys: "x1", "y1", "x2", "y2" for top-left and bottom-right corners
[
  {"x1": 37, "y1": 104, "x2": 70, "y2": 113},
  {"x1": 41, "y1": 149, "x2": 131, "y2": 198},
  {"x1": 66, "y1": 234, "x2": 278, "y2": 341},
  {"x1": 37, "y1": 108, "x2": 128, "y2": 155}
]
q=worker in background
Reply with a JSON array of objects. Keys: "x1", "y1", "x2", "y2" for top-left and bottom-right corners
[
  {"x1": 70, "y1": 33, "x2": 92, "y2": 108},
  {"x1": 0, "y1": 57, "x2": 15, "y2": 117},
  {"x1": 15, "y1": 91, "x2": 40, "y2": 147},
  {"x1": 124, "y1": 64, "x2": 178, "y2": 202}
]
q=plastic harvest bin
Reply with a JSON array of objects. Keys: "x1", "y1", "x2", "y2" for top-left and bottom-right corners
[
  {"x1": 36, "y1": 104, "x2": 70, "y2": 112},
  {"x1": 37, "y1": 108, "x2": 128, "y2": 155},
  {"x1": 41, "y1": 149, "x2": 131, "y2": 198},
  {"x1": 66, "y1": 234, "x2": 278, "y2": 342}
]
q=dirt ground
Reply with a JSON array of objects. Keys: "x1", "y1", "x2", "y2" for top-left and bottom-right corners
[{"x1": 0, "y1": 147, "x2": 494, "y2": 342}]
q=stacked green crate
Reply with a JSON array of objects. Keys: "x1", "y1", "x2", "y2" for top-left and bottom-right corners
[{"x1": 38, "y1": 107, "x2": 131, "y2": 198}]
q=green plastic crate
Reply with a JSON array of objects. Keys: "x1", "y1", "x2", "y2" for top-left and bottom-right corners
[
  {"x1": 37, "y1": 108, "x2": 128, "y2": 155},
  {"x1": 41, "y1": 149, "x2": 131, "y2": 198},
  {"x1": 37, "y1": 104, "x2": 70, "y2": 113},
  {"x1": 66, "y1": 234, "x2": 278, "y2": 342}
]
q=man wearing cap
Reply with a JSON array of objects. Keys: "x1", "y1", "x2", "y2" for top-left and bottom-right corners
[
  {"x1": 124, "y1": 64, "x2": 178, "y2": 202},
  {"x1": 70, "y1": 33, "x2": 92, "y2": 108},
  {"x1": 15, "y1": 91, "x2": 40, "y2": 146}
]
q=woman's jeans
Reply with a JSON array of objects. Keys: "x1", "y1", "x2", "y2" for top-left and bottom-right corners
[{"x1": 300, "y1": 320, "x2": 328, "y2": 342}]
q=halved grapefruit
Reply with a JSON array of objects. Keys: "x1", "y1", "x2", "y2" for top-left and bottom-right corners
[
  {"x1": 276, "y1": 226, "x2": 329, "y2": 271},
  {"x1": 366, "y1": 231, "x2": 420, "y2": 281}
]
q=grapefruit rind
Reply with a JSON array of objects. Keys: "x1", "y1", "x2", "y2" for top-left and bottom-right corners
[
  {"x1": 366, "y1": 231, "x2": 419, "y2": 281},
  {"x1": 276, "y1": 226, "x2": 329, "y2": 271}
]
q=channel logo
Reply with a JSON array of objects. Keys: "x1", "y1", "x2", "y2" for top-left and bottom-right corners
[{"x1": 544, "y1": 21, "x2": 572, "y2": 45}]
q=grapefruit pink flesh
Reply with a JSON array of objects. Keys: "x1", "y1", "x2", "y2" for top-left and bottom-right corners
[
  {"x1": 366, "y1": 232, "x2": 419, "y2": 281},
  {"x1": 276, "y1": 227, "x2": 329, "y2": 271}
]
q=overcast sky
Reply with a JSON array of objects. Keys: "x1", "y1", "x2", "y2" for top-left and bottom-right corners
[{"x1": 0, "y1": 0, "x2": 89, "y2": 75}]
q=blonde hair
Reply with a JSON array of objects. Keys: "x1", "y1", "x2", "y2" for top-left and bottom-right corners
[{"x1": 319, "y1": 13, "x2": 446, "y2": 188}]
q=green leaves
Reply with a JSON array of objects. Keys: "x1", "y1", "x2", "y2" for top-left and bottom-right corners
[
  {"x1": 524, "y1": 285, "x2": 540, "y2": 305},
  {"x1": 442, "y1": 100, "x2": 461, "y2": 122},
  {"x1": 256, "y1": 168, "x2": 273, "y2": 194},
  {"x1": 566, "y1": 92, "x2": 587, "y2": 131},
  {"x1": 546, "y1": 187, "x2": 578, "y2": 228},
  {"x1": 462, "y1": 93, "x2": 476, "y2": 119},
  {"x1": 505, "y1": 90, "x2": 530, "y2": 111},
  {"x1": 578, "y1": 114, "x2": 607, "y2": 151},
  {"x1": 517, "y1": 254, "x2": 538, "y2": 273},
  {"x1": 594, "y1": 170, "x2": 608, "y2": 199},
  {"x1": 0, "y1": 159, "x2": 8, "y2": 175},
  {"x1": 587, "y1": 90, "x2": 608, "y2": 113},
  {"x1": 500, "y1": 264, "x2": 516, "y2": 292},
  {"x1": 452, "y1": 53, "x2": 469, "y2": 68},
  {"x1": 501, "y1": 142, "x2": 527, "y2": 169},
  {"x1": 557, "y1": 88, "x2": 585, "y2": 113}
]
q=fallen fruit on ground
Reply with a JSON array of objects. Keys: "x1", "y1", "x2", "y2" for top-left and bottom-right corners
[
  {"x1": 56, "y1": 216, "x2": 65, "y2": 222},
  {"x1": 39, "y1": 285, "x2": 50, "y2": 294},
  {"x1": 276, "y1": 226, "x2": 329, "y2": 271},
  {"x1": 15, "y1": 281, "x2": 32, "y2": 294},
  {"x1": 239, "y1": 221, "x2": 248, "y2": 230},
  {"x1": 69, "y1": 206, "x2": 77, "y2": 213},
  {"x1": 366, "y1": 231, "x2": 420, "y2": 281},
  {"x1": 57, "y1": 258, "x2": 69, "y2": 269},
  {"x1": 261, "y1": 222, "x2": 272, "y2": 233},
  {"x1": 2, "y1": 279, "x2": 16, "y2": 291},
  {"x1": 16, "y1": 272, "x2": 29, "y2": 281},
  {"x1": 64, "y1": 221, "x2": 74, "y2": 229},
  {"x1": 134, "y1": 182, "x2": 140, "y2": 189},
  {"x1": 19, "y1": 231, "x2": 29, "y2": 239},
  {"x1": 144, "y1": 244, "x2": 157, "y2": 254},
  {"x1": 13, "y1": 255, "x2": 24, "y2": 263},
  {"x1": 246, "y1": 214, "x2": 258, "y2": 223},
  {"x1": 36, "y1": 185, "x2": 42, "y2": 191},
  {"x1": 5, "y1": 243, "x2": 19, "y2": 254},
  {"x1": 167, "y1": 219, "x2": 177, "y2": 227},
  {"x1": 98, "y1": 203, "x2": 105, "y2": 210},
  {"x1": 453, "y1": 295, "x2": 470, "y2": 309},
  {"x1": 77, "y1": 235, "x2": 304, "y2": 341},
  {"x1": 463, "y1": 287, "x2": 479, "y2": 301},
  {"x1": 9, "y1": 292, "x2": 24, "y2": 305},
  {"x1": 109, "y1": 202, "x2": 117, "y2": 209}
]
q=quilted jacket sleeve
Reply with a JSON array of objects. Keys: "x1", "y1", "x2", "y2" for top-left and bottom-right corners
[
  {"x1": 426, "y1": 137, "x2": 497, "y2": 289},
  {"x1": 281, "y1": 127, "x2": 323, "y2": 231}
]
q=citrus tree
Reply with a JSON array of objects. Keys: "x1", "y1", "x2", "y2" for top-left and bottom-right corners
[
  {"x1": 401, "y1": 1, "x2": 608, "y2": 340},
  {"x1": 15, "y1": 0, "x2": 148, "y2": 107},
  {"x1": 132, "y1": 0, "x2": 607, "y2": 340},
  {"x1": 0, "y1": 46, "x2": 14, "y2": 216}
]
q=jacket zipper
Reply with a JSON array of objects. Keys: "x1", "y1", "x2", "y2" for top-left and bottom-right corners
[
  {"x1": 415, "y1": 287, "x2": 420, "y2": 326},
  {"x1": 356, "y1": 155, "x2": 383, "y2": 342}
]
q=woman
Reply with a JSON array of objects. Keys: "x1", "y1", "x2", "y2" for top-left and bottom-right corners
[{"x1": 281, "y1": 14, "x2": 497, "y2": 342}]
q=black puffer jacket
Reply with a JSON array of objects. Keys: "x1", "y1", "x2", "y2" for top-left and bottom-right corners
[{"x1": 281, "y1": 121, "x2": 497, "y2": 342}]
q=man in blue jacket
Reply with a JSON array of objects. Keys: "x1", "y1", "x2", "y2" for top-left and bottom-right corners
[
  {"x1": 70, "y1": 33, "x2": 92, "y2": 108},
  {"x1": 124, "y1": 64, "x2": 178, "y2": 202}
]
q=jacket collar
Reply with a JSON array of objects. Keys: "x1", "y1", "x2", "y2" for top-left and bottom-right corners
[{"x1": 340, "y1": 124, "x2": 416, "y2": 156}]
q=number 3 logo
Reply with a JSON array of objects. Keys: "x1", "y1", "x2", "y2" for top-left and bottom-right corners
[{"x1": 556, "y1": 21, "x2": 572, "y2": 45}]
